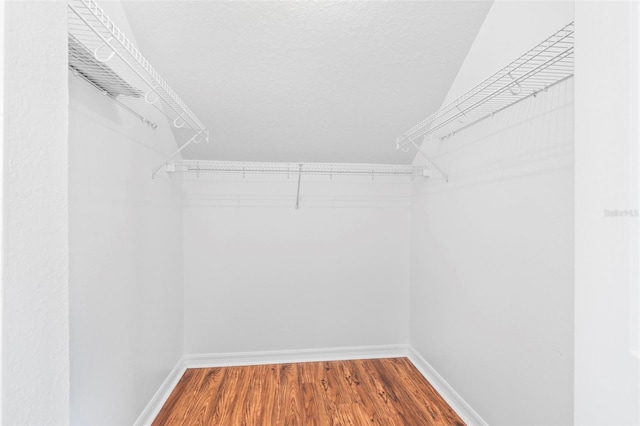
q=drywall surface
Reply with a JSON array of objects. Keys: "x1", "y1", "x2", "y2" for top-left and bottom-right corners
[
  {"x1": 68, "y1": 2, "x2": 184, "y2": 425},
  {"x1": 574, "y1": 2, "x2": 640, "y2": 424},
  {"x1": 183, "y1": 175, "x2": 412, "y2": 354},
  {"x1": 409, "y1": 2, "x2": 575, "y2": 425},
  {"x1": 0, "y1": 0, "x2": 4, "y2": 419},
  {"x1": 3, "y1": 2, "x2": 70, "y2": 424},
  {"x1": 0, "y1": 1, "x2": 6, "y2": 421}
]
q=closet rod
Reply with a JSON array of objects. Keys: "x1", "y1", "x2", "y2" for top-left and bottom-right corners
[{"x1": 167, "y1": 161, "x2": 430, "y2": 178}]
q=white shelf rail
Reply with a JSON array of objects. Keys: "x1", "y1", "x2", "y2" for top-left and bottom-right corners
[
  {"x1": 170, "y1": 161, "x2": 429, "y2": 208},
  {"x1": 397, "y1": 21, "x2": 574, "y2": 152},
  {"x1": 67, "y1": 0, "x2": 209, "y2": 173},
  {"x1": 168, "y1": 160, "x2": 429, "y2": 178}
]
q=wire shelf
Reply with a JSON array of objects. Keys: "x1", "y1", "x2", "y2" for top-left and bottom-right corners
[
  {"x1": 67, "y1": 0, "x2": 209, "y2": 142},
  {"x1": 169, "y1": 160, "x2": 429, "y2": 178},
  {"x1": 397, "y1": 21, "x2": 574, "y2": 150}
]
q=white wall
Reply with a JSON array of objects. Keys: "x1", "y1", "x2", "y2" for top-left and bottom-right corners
[
  {"x1": 68, "y1": 2, "x2": 184, "y2": 425},
  {"x1": 574, "y1": 2, "x2": 640, "y2": 424},
  {"x1": 183, "y1": 174, "x2": 412, "y2": 354},
  {"x1": 3, "y1": 2, "x2": 70, "y2": 424},
  {"x1": 0, "y1": 0, "x2": 6, "y2": 420},
  {"x1": 409, "y1": 2, "x2": 575, "y2": 425}
]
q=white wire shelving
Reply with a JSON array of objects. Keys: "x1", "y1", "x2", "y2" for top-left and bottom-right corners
[
  {"x1": 67, "y1": 0, "x2": 209, "y2": 175},
  {"x1": 396, "y1": 21, "x2": 575, "y2": 165},
  {"x1": 170, "y1": 161, "x2": 429, "y2": 208},
  {"x1": 168, "y1": 160, "x2": 429, "y2": 178}
]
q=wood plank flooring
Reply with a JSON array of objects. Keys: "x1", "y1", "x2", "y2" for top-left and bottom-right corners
[{"x1": 152, "y1": 357, "x2": 465, "y2": 425}]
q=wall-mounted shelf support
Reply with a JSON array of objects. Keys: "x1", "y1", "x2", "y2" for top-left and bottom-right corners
[
  {"x1": 396, "y1": 21, "x2": 575, "y2": 170},
  {"x1": 411, "y1": 139, "x2": 449, "y2": 182},
  {"x1": 151, "y1": 131, "x2": 207, "y2": 179},
  {"x1": 67, "y1": 0, "x2": 210, "y2": 175}
]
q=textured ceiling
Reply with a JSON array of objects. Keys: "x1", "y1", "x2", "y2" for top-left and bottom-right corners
[{"x1": 122, "y1": 1, "x2": 492, "y2": 164}]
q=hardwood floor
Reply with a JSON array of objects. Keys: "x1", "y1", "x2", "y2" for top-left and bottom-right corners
[{"x1": 152, "y1": 357, "x2": 465, "y2": 425}]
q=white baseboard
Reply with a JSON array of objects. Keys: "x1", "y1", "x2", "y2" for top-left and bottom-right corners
[
  {"x1": 183, "y1": 344, "x2": 410, "y2": 368},
  {"x1": 134, "y1": 357, "x2": 187, "y2": 426},
  {"x1": 407, "y1": 346, "x2": 488, "y2": 426}
]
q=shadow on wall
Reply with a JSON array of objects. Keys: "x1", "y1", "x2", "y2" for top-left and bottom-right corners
[{"x1": 416, "y1": 78, "x2": 574, "y2": 193}]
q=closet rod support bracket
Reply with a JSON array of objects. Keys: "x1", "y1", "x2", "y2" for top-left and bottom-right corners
[
  {"x1": 152, "y1": 131, "x2": 207, "y2": 179},
  {"x1": 411, "y1": 140, "x2": 449, "y2": 182}
]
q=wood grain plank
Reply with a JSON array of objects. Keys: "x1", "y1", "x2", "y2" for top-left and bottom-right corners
[
  {"x1": 191, "y1": 368, "x2": 228, "y2": 426},
  {"x1": 225, "y1": 365, "x2": 254, "y2": 425},
  {"x1": 371, "y1": 358, "x2": 437, "y2": 425},
  {"x1": 260, "y1": 364, "x2": 279, "y2": 425},
  {"x1": 239, "y1": 363, "x2": 268, "y2": 425},
  {"x1": 386, "y1": 357, "x2": 465, "y2": 426},
  {"x1": 347, "y1": 359, "x2": 388, "y2": 425},
  {"x1": 207, "y1": 365, "x2": 242, "y2": 425},
  {"x1": 315, "y1": 361, "x2": 341, "y2": 425}
]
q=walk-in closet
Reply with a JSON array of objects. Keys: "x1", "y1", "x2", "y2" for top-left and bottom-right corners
[{"x1": 3, "y1": 0, "x2": 639, "y2": 425}]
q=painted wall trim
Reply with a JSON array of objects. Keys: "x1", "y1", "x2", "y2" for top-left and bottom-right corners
[
  {"x1": 134, "y1": 358, "x2": 187, "y2": 426},
  {"x1": 183, "y1": 344, "x2": 410, "y2": 368},
  {"x1": 407, "y1": 347, "x2": 488, "y2": 426}
]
